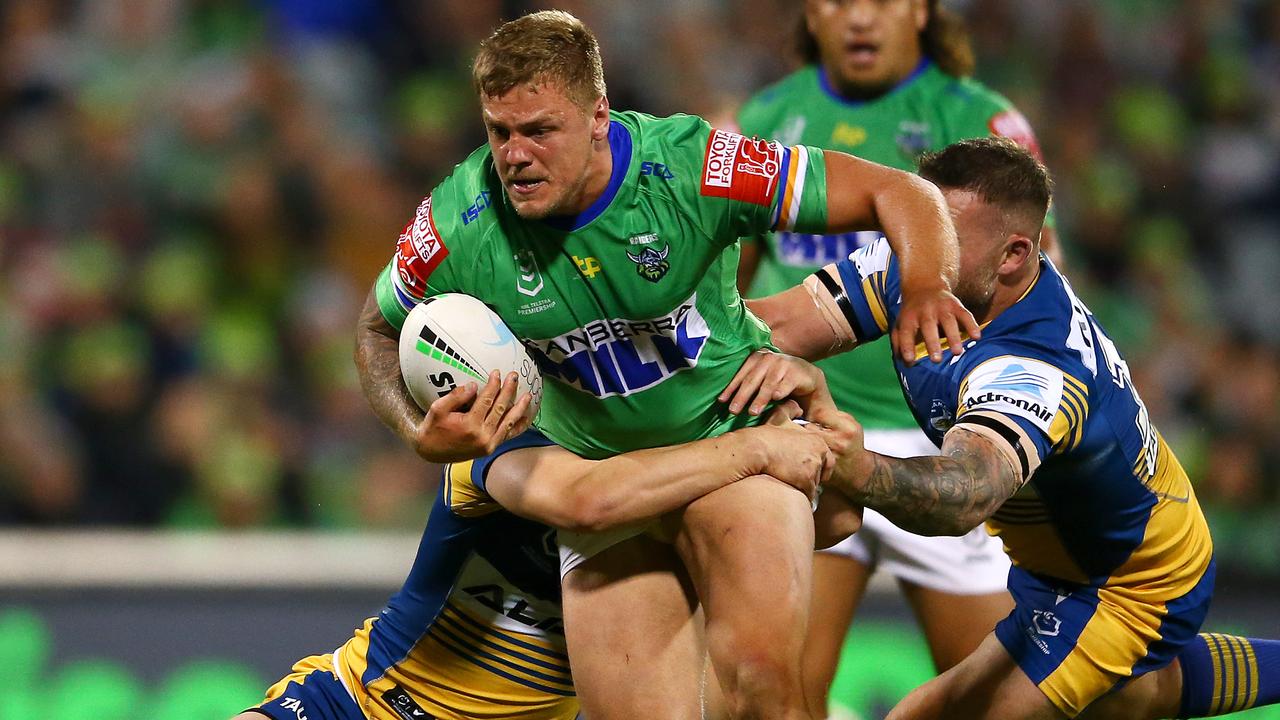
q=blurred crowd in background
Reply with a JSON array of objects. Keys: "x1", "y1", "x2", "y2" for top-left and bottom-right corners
[{"x1": 1, "y1": 0, "x2": 1278, "y2": 569}]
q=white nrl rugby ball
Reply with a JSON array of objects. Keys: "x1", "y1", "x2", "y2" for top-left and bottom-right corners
[{"x1": 398, "y1": 294, "x2": 543, "y2": 418}]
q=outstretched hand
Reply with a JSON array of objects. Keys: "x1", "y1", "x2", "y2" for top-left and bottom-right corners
[{"x1": 893, "y1": 285, "x2": 981, "y2": 365}]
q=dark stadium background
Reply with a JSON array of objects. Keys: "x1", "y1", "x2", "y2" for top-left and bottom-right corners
[{"x1": 0, "y1": 1, "x2": 1277, "y2": 718}]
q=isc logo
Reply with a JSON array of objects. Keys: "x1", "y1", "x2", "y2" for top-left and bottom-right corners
[
  {"x1": 523, "y1": 295, "x2": 710, "y2": 398},
  {"x1": 640, "y1": 161, "x2": 674, "y2": 180},
  {"x1": 460, "y1": 190, "x2": 492, "y2": 225}
]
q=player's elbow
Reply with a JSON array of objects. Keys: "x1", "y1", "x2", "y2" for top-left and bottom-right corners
[{"x1": 926, "y1": 511, "x2": 985, "y2": 538}]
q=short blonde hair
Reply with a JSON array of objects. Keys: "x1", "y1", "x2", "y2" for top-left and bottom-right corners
[{"x1": 472, "y1": 10, "x2": 607, "y2": 109}]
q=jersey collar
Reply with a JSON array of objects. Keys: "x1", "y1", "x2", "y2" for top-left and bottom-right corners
[
  {"x1": 543, "y1": 120, "x2": 633, "y2": 232},
  {"x1": 817, "y1": 58, "x2": 932, "y2": 107}
]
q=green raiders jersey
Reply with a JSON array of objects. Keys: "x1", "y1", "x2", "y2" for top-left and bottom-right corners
[
  {"x1": 375, "y1": 110, "x2": 828, "y2": 459},
  {"x1": 737, "y1": 60, "x2": 1046, "y2": 429}
]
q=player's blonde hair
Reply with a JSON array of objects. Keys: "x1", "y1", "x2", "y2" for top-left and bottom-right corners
[{"x1": 472, "y1": 10, "x2": 607, "y2": 110}]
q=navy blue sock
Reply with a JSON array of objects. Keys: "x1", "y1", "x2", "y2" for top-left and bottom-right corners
[{"x1": 1179, "y1": 633, "x2": 1280, "y2": 716}]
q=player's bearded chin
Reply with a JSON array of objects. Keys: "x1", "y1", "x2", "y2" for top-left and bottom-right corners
[{"x1": 955, "y1": 272, "x2": 995, "y2": 322}]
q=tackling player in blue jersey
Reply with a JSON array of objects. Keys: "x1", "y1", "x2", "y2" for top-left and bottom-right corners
[
  {"x1": 236, "y1": 383, "x2": 837, "y2": 720},
  {"x1": 727, "y1": 138, "x2": 1280, "y2": 719}
]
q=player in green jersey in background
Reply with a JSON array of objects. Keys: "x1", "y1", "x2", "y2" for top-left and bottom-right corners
[
  {"x1": 734, "y1": 0, "x2": 1061, "y2": 712},
  {"x1": 355, "y1": 11, "x2": 976, "y2": 720}
]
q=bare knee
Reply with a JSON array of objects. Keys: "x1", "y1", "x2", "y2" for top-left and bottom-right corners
[{"x1": 713, "y1": 644, "x2": 804, "y2": 719}]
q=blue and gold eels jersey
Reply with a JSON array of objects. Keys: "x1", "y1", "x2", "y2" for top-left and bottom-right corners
[
  {"x1": 261, "y1": 431, "x2": 576, "y2": 720},
  {"x1": 828, "y1": 238, "x2": 1212, "y2": 593}
]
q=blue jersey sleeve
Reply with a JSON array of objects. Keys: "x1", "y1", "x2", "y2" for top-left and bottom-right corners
[
  {"x1": 830, "y1": 237, "x2": 901, "y2": 344},
  {"x1": 441, "y1": 429, "x2": 556, "y2": 518}
]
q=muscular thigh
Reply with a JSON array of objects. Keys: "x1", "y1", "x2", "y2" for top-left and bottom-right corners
[
  {"x1": 674, "y1": 474, "x2": 814, "y2": 612},
  {"x1": 561, "y1": 534, "x2": 702, "y2": 720}
]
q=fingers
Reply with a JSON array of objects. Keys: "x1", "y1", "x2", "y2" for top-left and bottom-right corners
[
  {"x1": 427, "y1": 381, "x2": 478, "y2": 417},
  {"x1": 497, "y1": 392, "x2": 534, "y2": 442},
  {"x1": 894, "y1": 313, "x2": 920, "y2": 366},
  {"x1": 941, "y1": 311, "x2": 964, "y2": 359},
  {"x1": 764, "y1": 399, "x2": 803, "y2": 426},
  {"x1": 480, "y1": 372, "x2": 520, "y2": 434},
  {"x1": 718, "y1": 355, "x2": 756, "y2": 404},
  {"x1": 918, "y1": 309, "x2": 944, "y2": 364},
  {"x1": 958, "y1": 301, "x2": 982, "y2": 343},
  {"x1": 468, "y1": 370, "x2": 503, "y2": 418},
  {"x1": 725, "y1": 353, "x2": 777, "y2": 415}
]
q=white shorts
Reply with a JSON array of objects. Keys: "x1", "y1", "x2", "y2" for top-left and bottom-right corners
[
  {"x1": 823, "y1": 427, "x2": 1010, "y2": 595},
  {"x1": 558, "y1": 524, "x2": 655, "y2": 578}
]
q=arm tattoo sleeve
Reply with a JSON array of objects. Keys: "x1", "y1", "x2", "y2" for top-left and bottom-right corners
[
  {"x1": 856, "y1": 428, "x2": 1021, "y2": 536},
  {"x1": 354, "y1": 287, "x2": 423, "y2": 443}
]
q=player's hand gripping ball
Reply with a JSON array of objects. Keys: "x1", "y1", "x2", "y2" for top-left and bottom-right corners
[{"x1": 398, "y1": 294, "x2": 543, "y2": 421}]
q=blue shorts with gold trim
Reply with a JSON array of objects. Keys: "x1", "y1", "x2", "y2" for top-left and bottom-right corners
[
  {"x1": 255, "y1": 658, "x2": 365, "y2": 720},
  {"x1": 995, "y1": 561, "x2": 1215, "y2": 718}
]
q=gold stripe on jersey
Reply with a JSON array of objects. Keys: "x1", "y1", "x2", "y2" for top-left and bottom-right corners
[
  {"x1": 434, "y1": 603, "x2": 572, "y2": 685},
  {"x1": 862, "y1": 275, "x2": 889, "y2": 333},
  {"x1": 991, "y1": 494, "x2": 1052, "y2": 525},
  {"x1": 987, "y1": 518, "x2": 1090, "y2": 584},
  {"x1": 1038, "y1": 583, "x2": 1169, "y2": 717},
  {"x1": 1050, "y1": 375, "x2": 1089, "y2": 454},
  {"x1": 335, "y1": 618, "x2": 578, "y2": 720},
  {"x1": 1104, "y1": 437, "x2": 1212, "y2": 590},
  {"x1": 445, "y1": 461, "x2": 501, "y2": 517}
]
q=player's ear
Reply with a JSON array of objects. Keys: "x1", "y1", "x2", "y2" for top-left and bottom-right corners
[
  {"x1": 590, "y1": 96, "x2": 610, "y2": 141},
  {"x1": 998, "y1": 234, "x2": 1035, "y2": 277},
  {"x1": 913, "y1": 0, "x2": 929, "y2": 32}
]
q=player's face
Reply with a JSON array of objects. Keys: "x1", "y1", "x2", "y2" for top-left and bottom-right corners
[
  {"x1": 481, "y1": 82, "x2": 609, "y2": 220},
  {"x1": 806, "y1": 0, "x2": 928, "y2": 95},
  {"x1": 946, "y1": 189, "x2": 1004, "y2": 317}
]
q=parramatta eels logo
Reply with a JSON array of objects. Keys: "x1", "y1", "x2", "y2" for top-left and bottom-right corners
[
  {"x1": 626, "y1": 243, "x2": 671, "y2": 282},
  {"x1": 522, "y1": 293, "x2": 709, "y2": 398},
  {"x1": 929, "y1": 398, "x2": 954, "y2": 432}
]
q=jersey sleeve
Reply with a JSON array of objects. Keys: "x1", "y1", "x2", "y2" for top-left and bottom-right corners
[
  {"x1": 952, "y1": 350, "x2": 1092, "y2": 480},
  {"x1": 697, "y1": 126, "x2": 829, "y2": 239},
  {"x1": 441, "y1": 429, "x2": 556, "y2": 517},
  {"x1": 374, "y1": 177, "x2": 471, "y2": 331},
  {"x1": 827, "y1": 237, "x2": 901, "y2": 344}
]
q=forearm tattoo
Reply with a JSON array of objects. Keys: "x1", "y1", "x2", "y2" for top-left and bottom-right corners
[
  {"x1": 857, "y1": 432, "x2": 1020, "y2": 536},
  {"x1": 355, "y1": 293, "x2": 422, "y2": 441}
]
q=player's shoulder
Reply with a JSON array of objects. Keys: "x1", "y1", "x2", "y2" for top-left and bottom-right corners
[
  {"x1": 737, "y1": 67, "x2": 816, "y2": 134},
  {"x1": 914, "y1": 62, "x2": 1014, "y2": 115},
  {"x1": 418, "y1": 144, "x2": 506, "y2": 249},
  {"x1": 614, "y1": 109, "x2": 710, "y2": 146},
  {"x1": 927, "y1": 71, "x2": 1041, "y2": 150}
]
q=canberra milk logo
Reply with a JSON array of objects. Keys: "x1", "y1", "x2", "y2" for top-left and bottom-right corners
[
  {"x1": 774, "y1": 231, "x2": 882, "y2": 267},
  {"x1": 960, "y1": 356, "x2": 1064, "y2": 433},
  {"x1": 522, "y1": 293, "x2": 710, "y2": 398}
]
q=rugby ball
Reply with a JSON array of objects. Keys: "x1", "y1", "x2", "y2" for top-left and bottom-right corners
[{"x1": 398, "y1": 294, "x2": 543, "y2": 419}]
